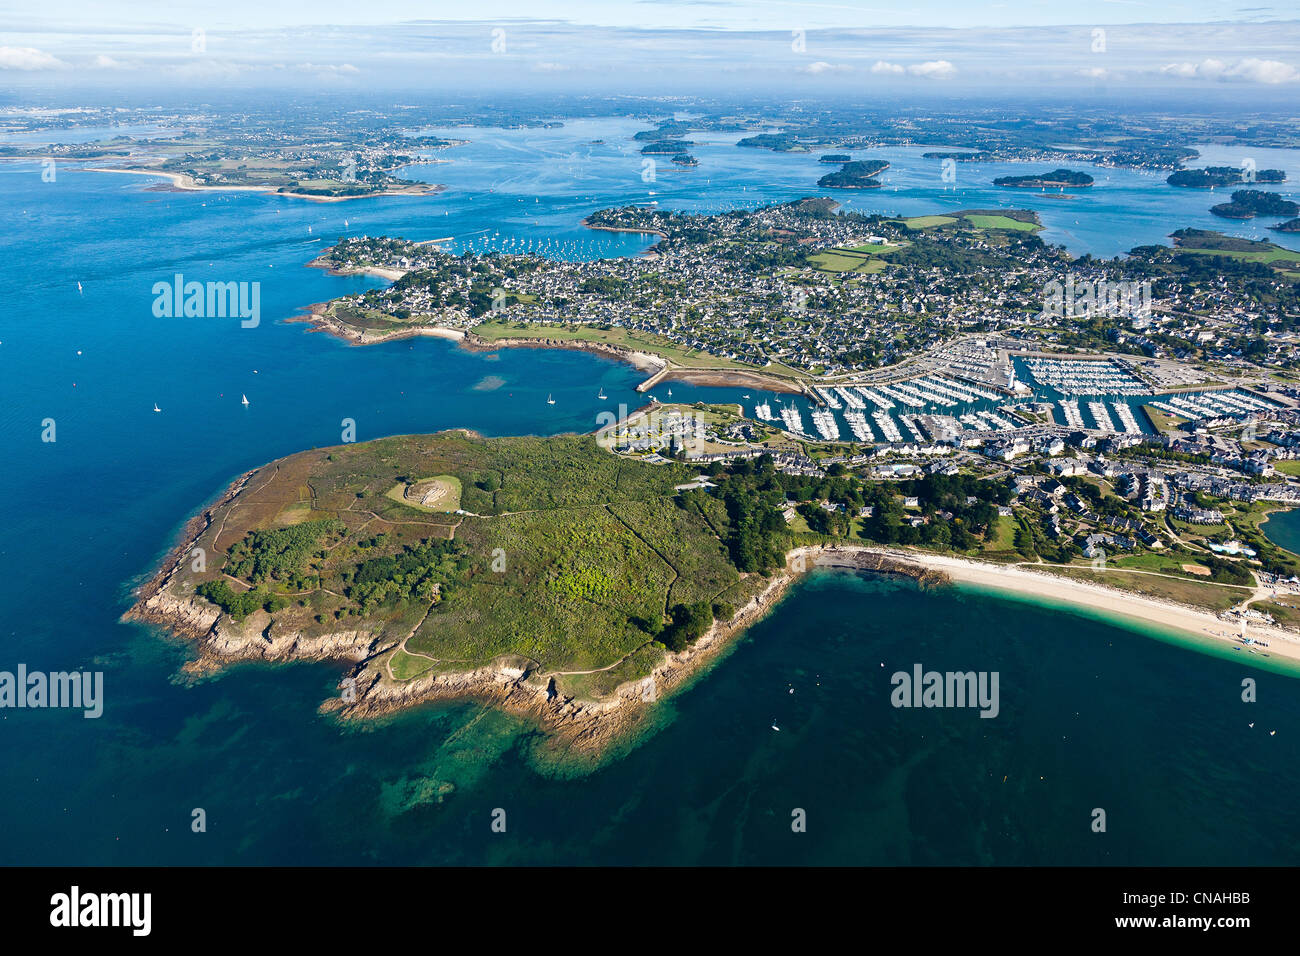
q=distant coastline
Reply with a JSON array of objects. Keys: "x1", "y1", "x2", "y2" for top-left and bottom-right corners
[
  {"x1": 294, "y1": 289, "x2": 806, "y2": 395},
  {"x1": 83, "y1": 164, "x2": 444, "y2": 202}
]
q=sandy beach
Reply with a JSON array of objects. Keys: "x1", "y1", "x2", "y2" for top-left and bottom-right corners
[{"x1": 810, "y1": 545, "x2": 1300, "y2": 667}]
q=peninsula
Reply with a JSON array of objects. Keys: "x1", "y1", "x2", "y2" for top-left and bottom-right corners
[{"x1": 130, "y1": 419, "x2": 1300, "y2": 764}]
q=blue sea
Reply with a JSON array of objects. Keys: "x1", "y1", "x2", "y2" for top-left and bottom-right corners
[{"x1": 2, "y1": 117, "x2": 1298, "y2": 864}]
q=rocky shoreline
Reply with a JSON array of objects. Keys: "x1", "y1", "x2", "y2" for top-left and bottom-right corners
[{"x1": 125, "y1": 485, "x2": 948, "y2": 761}]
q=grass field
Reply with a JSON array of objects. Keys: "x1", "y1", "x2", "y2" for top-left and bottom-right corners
[
  {"x1": 896, "y1": 215, "x2": 958, "y2": 229},
  {"x1": 962, "y1": 214, "x2": 1039, "y2": 232},
  {"x1": 808, "y1": 246, "x2": 891, "y2": 274},
  {"x1": 1142, "y1": 405, "x2": 1187, "y2": 435},
  {"x1": 1046, "y1": 566, "x2": 1250, "y2": 613},
  {"x1": 1254, "y1": 600, "x2": 1300, "y2": 630},
  {"x1": 1176, "y1": 245, "x2": 1300, "y2": 265},
  {"x1": 163, "y1": 431, "x2": 758, "y2": 691},
  {"x1": 981, "y1": 515, "x2": 1018, "y2": 552}
]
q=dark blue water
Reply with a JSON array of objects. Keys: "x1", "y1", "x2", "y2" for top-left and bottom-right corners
[
  {"x1": 2, "y1": 121, "x2": 1299, "y2": 864},
  {"x1": 1262, "y1": 507, "x2": 1300, "y2": 556}
]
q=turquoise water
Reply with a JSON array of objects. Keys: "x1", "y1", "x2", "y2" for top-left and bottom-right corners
[
  {"x1": 1262, "y1": 507, "x2": 1300, "y2": 557},
  {"x1": 2, "y1": 120, "x2": 1299, "y2": 864}
]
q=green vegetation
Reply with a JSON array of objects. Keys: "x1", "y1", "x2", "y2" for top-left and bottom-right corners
[
  {"x1": 195, "y1": 580, "x2": 287, "y2": 621},
  {"x1": 736, "y1": 133, "x2": 806, "y2": 152},
  {"x1": 1167, "y1": 229, "x2": 1300, "y2": 264},
  {"x1": 993, "y1": 168, "x2": 1093, "y2": 188},
  {"x1": 1045, "y1": 567, "x2": 1250, "y2": 613},
  {"x1": 817, "y1": 159, "x2": 889, "y2": 188},
  {"x1": 348, "y1": 538, "x2": 467, "y2": 614},
  {"x1": 1210, "y1": 190, "x2": 1300, "y2": 220},
  {"x1": 1167, "y1": 166, "x2": 1285, "y2": 188},
  {"x1": 807, "y1": 245, "x2": 891, "y2": 274},
  {"x1": 897, "y1": 215, "x2": 958, "y2": 230},
  {"x1": 225, "y1": 519, "x2": 346, "y2": 584},
  {"x1": 170, "y1": 432, "x2": 774, "y2": 688},
  {"x1": 963, "y1": 213, "x2": 1039, "y2": 232}
]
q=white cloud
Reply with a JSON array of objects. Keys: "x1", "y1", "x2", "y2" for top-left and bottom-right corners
[
  {"x1": 1228, "y1": 58, "x2": 1299, "y2": 84},
  {"x1": 0, "y1": 46, "x2": 68, "y2": 71},
  {"x1": 800, "y1": 60, "x2": 849, "y2": 74},
  {"x1": 907, "y1": 59, "x2": 956, "y2": 79},
  {"x1": 1162, "y1": 57, "x2": 1297, "y2": 84},
  {"x1": 293, "y1": 62, "x2": 360, "y2": 75},
  {"x1": 532, "y1": 61, "x2": 570, "y2": 72},
  {"x1": 872, "y1": 59, "x2": 955, "y2": 79},
  {"x1": 91, "y1": 55, "x2": 127, "y2": 69},
  {"x1": 1078, "y1": 66, "x2": 1109, "y2": 79}
]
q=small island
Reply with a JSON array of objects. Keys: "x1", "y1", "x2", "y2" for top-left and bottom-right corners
[
  {"x1": 737, "y1": 132, "x2": 807, "y2": 152},
  {"x1": 817, "y1": 159, "x2": 890, "y2": 189},
  {"x1": 1167, "y1": 166, "x2": 1286, "y2": 188},
  {"x1": 671, "y1": 153, "x2": 699, "y2": 167},
  {"x1": 922, "y1": 150, "x2": 991, "y2": 162},
  {"x1": 993, "y1": 168, "x2": 1094, "y2": 189},
  {"x1": 641, "y1": 140, "x2": 695, "y2": 155},
  {"x1": 819, "y1": 153, "x2": 851, "y2": 164},
  {"x1": 1270, "y1": 218, "x2": 1300, "y2": 233},
  {"x1": 1210, "y1": 189, "x2": 1300, "y2": 220}
]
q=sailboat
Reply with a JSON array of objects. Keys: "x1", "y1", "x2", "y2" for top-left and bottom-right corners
[
  {"x1": 153, "y1": 403, "x2": 161, "y2": 413},
  {"x1": 241, "y1": 394, "x2": 250, "y2": 406},
  {"x1": 546, "y1": 394, "x2": 556, "y2": 405},
  {"x1": 597, "y1": 388, "x2": 607, "y2": 400},
  {"x1": 344, "y1": 218, "x2": 349, "y2": 228},
  {"x1": 77, "y1": 281, "x2": 83, "y2": 293}
]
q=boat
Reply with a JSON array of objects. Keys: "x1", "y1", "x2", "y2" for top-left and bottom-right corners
[
  {"x1": 241, "y1": 394, "x2": 249, "y2": 406},
  {"x1": 546, "y1": 394, "x2": 555, "y2": 405},
  {"x1": 597, "y1": 388, "x2": 607, "y2": 400},
  {"x1": 770, "y1": 722, "x2": 780, "y2": 731},
  {"x1": 153, "y1": 403, "x2": 161, "y2": 413},
  {"x1": 76, "y1": 281, "x2": 83, "y2": 293}
]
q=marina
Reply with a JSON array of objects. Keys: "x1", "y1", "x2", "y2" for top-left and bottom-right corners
[{"x1": 1020, "y1": 357, "x2": 1150, "y2": 396}]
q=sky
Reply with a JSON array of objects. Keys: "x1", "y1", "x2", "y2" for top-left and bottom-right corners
[
  {"x1": 5, "y1": 1, "x2": 1296, "y2": 31},
  {"x1": 2, "y1": 1, "x2": 1298, "y2": 95}
]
